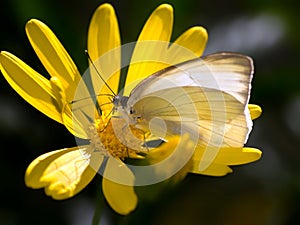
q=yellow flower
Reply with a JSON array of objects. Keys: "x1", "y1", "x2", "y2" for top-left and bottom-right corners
[{"x1": 0, "y1": 3, "x2": 262, "y2": 215}]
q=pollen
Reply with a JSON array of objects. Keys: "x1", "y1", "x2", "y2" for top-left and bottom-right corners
[{"x1": 88, "y1": 117, "x2": 147, "y2": 160}]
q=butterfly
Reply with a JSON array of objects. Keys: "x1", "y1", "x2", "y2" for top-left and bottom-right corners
[{"x1": 66, "y1": 51, "x2": 253, "y2": 182}]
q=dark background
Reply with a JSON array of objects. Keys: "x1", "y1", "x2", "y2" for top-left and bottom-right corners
[{"x1": 0, "y1": 0, "x2": 300, "y2": 224}]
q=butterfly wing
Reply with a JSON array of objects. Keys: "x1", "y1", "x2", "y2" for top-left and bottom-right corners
[
  {"x1": 126, "y1": 52, "x2": 254, "y2": 170},
  {"x1": 128, "y1": 52, "x2": 252, "y2": 106}
]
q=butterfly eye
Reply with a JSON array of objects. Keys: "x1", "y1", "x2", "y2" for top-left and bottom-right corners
[{"x1": 129, "y1": 108, "x2": 135, "y2": 114}]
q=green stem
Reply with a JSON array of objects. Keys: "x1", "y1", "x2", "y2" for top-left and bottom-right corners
[{"x1": 91, "y1": 178, "x2": 105, "y2": 225}]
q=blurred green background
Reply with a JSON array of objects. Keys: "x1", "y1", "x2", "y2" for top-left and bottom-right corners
[{"x1": 0, "y1": 0, "x2": 299, "y2": 224}]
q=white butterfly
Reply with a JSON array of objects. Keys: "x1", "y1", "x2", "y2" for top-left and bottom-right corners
[
  {"x1": 115, "y1": 52, "x2": 252, "y2": 154},
  {"x1": 67, "y1": 51, "x2": 253, "y2": 183}
]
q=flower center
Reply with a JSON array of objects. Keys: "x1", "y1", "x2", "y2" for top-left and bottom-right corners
[{"x1": 88, "y1": 117, "x2": 147, "y2": 160}]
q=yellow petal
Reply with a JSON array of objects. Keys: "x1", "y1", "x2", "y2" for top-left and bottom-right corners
[
  {"x1": 153, "y1": 27, "x2": 207, "y2": 74},
  {"x1": 193, "y1": 146, "x2": 262, "y2": 165},
  {"x1": 60, "y1": 69, "x2": 100, "y2": 139},
  {"x1": 25, "y1": 146, "x2": 101, "y2": 200},
  {"x1": 248, "y1": 104, "x2": 262, "y2": 120},
  {"x1": 49, "y1": 76, "x2": 66, "y2": 111},
  {"x1": 87, "y1": 3, "x2": 121, "y2": 114},
  {"x1": 213, "y1": 147, "x2": 262, "y2": 165},
  {"x1": 25, "y1": 19, "x2": 81, "y2": 102},
  {"x1": 88, "y1": 3, "x2": 121, "y2": 61},
  {"x1": 0, "y1": 51, "x2": 63, "y2": 123},
  {"x1": 25, "y1": 17, "x2": 94, "y2": 133},
  {"x1": 152, "y1": 136, "x2": 194, "y2": 184},
  {"x1": 102, "y1": 178, "x2": 137, "y2": 215},
  {"x1": 25, "y1": 148, "x2": 73, "y2": 189},
  {"x1": 61, "y1": 103, "x2": 89, "y2": 139},
  {"x1": 136, "y1": 4, "x2": 173, "y2": 41},
  {"x1": 191, "y1": 162, "x2": 233, "y2": 176},
  {"x1": 191, "y1": 147, "x2": 261, "y2": 176},
  {"x1": 50, "y1": 76, "x2": 88, "y2": 139},
  {"x1": 142, "y1": 134, "x2": 195, "y2": 185},
  {"x1": 171, "y1": 26, "x2": 208, "y2": 58},
  {"x1": 102, "y1": 157, "x2": 137, "y2": 215},
  {"x1": 124, "y1": 4, "x2": 173, "y2": 95}
]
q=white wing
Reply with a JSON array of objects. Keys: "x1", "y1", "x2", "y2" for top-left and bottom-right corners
[
  {"x1": 126, "y1": 52, "x2": 254, "y2": 169},
  {"x1": 128, "y1": 52, "x2": 253, "y2": 105}
]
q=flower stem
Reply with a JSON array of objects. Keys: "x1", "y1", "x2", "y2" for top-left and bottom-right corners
[{"x1": 91, "y1": 178, "x2": 105, "y2": 225}]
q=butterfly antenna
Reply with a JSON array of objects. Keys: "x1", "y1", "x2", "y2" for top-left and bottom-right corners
[{"x1": 85, "y1": 50, "x2": 116, "y2": 96}]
